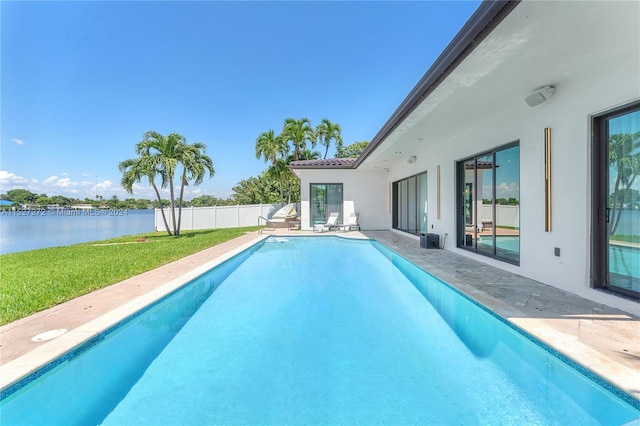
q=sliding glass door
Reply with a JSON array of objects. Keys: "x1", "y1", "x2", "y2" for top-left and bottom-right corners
[
  {"x1": 593, "y1": 103, "x2": 640, "y2": 299},
  {"x1": 392, "y1": 172, "x2": 427, "y2": 235},
  {"x1": 458, "y1": 143, "x2": 520, "y2": 264},
  {"x1": 310, "y1": 183, "x2": 343, "y2": 225}
]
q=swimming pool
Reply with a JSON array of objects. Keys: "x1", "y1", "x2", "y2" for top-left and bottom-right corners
[
  {"x1": 610, "y1": 243, "x2": 639, "y2": 280},
  {"x1": 1, "y1": 236, "x2": 638, "y2": 424}
]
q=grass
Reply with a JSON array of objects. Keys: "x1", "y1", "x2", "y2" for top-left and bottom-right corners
[
  {"x1": 610, "y1": 234, "x2": 640, "y2": 244},
  {"x1": 0, "y1": 227, "x2": 261, "y2": 325}
]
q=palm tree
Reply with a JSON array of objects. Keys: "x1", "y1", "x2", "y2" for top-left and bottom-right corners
[
  {"x1": 297, "y1": 149, "x2": 321, "y2": 161},
  {"x1": 255, "y1": 130, "x2": 288, "y2": 166},
  {"x1": 119, "y1": 155, "x2": 173, "y2": 236},
  {"x1": 315, "y1": 118, "x2": 343, "y2": 159},
  {"x1": 282, "y1": 118, "x2": 314, "y2": 161},
  {"x1": 255, "y1": 130, "x2": 289, "y2": 204},
  {"x1": 134, "y1": 131, "x2": 184, "y2": 234},
  {"x1": 120, "y1": 131, "x2": 214, "y2": 236}
]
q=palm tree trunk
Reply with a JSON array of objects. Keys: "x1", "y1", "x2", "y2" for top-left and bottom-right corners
[
  {"x1": 176, "y1": 169, "x2": 187, "y2": 236},
  {"x1": 609, "y1": 173, "x2": 622, "y2": 235},
  {"x1": 152, "y1": 183, "x2": 173, "y2": 236},
  {"x1": 169, "y1": 179, "x2": 178, "y2": 236},
  {"x1": 611, "y1": 174, "x2": 638, "y2": 235}
]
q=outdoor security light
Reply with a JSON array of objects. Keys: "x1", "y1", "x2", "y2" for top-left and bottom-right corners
[{"x1": 525, "y1": 85, "x2": 556, "y2": 107}]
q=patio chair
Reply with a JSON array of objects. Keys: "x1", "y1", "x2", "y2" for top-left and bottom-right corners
[
  {"x1": 313, "y1": 212, "x2": 339, "y2": 233},
  {"x1": 258, "y1": 203, "x2": 297, "y2": 233},
  {"x1": 337, "y1": 212, "x2": 360, "y2": 232}
]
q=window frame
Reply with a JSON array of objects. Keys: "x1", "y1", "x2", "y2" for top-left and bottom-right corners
[
  {"x1": 392, "y1": 171, "x2": 428, "y2": 236},
  {"x1": 309, "y1": 183, "x2": 343, "y2": 225},
  {"x1": 591, "y1": 101, "x2": 640, "y2": 300},
  {"x1": 456, "y1": 141, "x2": 520, "y2": 265}
]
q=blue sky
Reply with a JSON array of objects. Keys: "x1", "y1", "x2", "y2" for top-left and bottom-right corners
[{"x1": 1, "y1": 1, "x2": 480, "y2": 201}]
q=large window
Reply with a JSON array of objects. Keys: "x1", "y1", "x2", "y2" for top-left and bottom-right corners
[
  {"x1": 592, "y1": 102, "x2": 640, "y2": 299},
  {"x1": 392, "y1": 172, "x2": 427, "y2": 235},
  {"x1": 310, "y1": 183, "x2": 343, "y2": 225},
  {"x1": 457, "y1": 143, "x2": 520, "y2": 264}
]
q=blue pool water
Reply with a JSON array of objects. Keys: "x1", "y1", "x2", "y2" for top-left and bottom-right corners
[
  {"x1": 479, "y1": 235, "x2": 520, "y2": 253},
  {"x1": 610, "y1": 243, "x2": 639, "y2": 278},
  {"x1": 1, "y1": 236, "x2": 638, "y2": 424}
]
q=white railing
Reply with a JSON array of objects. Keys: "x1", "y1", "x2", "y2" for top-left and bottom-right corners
[{"x1": 154, "y1": 203, "x2": 295, "y2": 232}]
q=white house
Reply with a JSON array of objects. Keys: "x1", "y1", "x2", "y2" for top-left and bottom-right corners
[{"x1": 290, "y1": 0, "x2": 640, "y2": 314}]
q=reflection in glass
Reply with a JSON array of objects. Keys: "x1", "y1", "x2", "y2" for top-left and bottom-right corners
[
  {"x1": 400, "y1": 180, "x2": 408, "y2": 230},
  {"x1": 418, "y1": 173, "x2": 428, "y2": 235},
  {"x1": 477, "y1": 154, "x2": 494, "y2": 256},
  {"x1": 463, "y1": 160, "x2": 475, "y2": 249},
  {"x1": 311, "y1": 185, "x2": 326, "y2": 225},
  {"x1": 458, "y1": 144, "x2": 519, "y2": 264},
  {"x1": 608, "y1": 110, "x2": 640, "y2": 293},
  {"x1": 408, "y1": 176, "x2": 417, "y2": 234},
  {"x1": 392, "y1": 172, "x2": 427, "y2": 235},
  {"x1": 310, "y1": 184, "x2": 343, "y2": 225},
  {"x1": 495, "y1": 145, "x2": 520, "y2": 263}
]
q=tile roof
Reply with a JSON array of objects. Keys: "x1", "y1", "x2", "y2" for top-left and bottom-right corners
[{"x1": 289, "y1": 158, "x2": 357, "y2": 169}]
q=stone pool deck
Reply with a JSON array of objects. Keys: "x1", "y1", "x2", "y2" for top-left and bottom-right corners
[{"x1": 1, "y1": 229, "x2": 638, "y2": 402}]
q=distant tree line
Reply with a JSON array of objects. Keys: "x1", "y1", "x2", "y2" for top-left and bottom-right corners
[{"x1": 0, "y1": 188, "x2": 239, "y2": 210}]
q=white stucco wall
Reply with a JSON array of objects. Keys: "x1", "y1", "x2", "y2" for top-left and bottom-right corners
[
  {"x1": 384, "y1": 58, "x2": 639, "y2": 314},
  {"x1": 295, "y1": 169, "x2": 389, "y2": 231}
]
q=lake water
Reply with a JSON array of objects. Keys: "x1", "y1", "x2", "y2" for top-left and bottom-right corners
[
  {"x1": 611, "y1": 209, "x2": 640, "y2": 236},
  {"x1": 0, "y1": 210, "x2": 155, "y2": 255}
]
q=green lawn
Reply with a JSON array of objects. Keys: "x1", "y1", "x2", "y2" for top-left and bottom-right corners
[{"x1": 0, "y1": 227, "x2": 261, "y2": 325}]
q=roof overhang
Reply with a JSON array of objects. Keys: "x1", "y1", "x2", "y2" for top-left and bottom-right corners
[
  {"x1": 355, "y1": 0, "x2": 519, "y2": 168},
  {"x1": 355, "y1": 0, "x2": 639, "y2": 171},
  {"x1": 290, "y1": 0, "x2": 639, "y2": 172}
]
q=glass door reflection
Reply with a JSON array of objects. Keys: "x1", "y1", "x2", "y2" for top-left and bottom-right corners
[{"x1": 607, "y1": 109, "x2": 640, "y2": 295}]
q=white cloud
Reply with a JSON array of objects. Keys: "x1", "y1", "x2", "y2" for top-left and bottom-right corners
[
  {"x1": 11, "y1": 138, "x2": 24, "y2": 146},
  {"x1": 496, "y1": 181, "x2": 519, "y2": 199},
  {"x1": 0, "y1": 170, "x2": 29, "y2": 186},
  {"x1": 43, "y1": 175, "x2": 60, "y2": 185}
]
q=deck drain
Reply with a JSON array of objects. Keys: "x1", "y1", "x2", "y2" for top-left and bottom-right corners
[{"x1": 32, "y1": 329, "x2": 68, "y2": 342}]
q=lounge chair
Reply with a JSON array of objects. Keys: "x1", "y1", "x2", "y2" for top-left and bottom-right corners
[
  {"x1": 337, "y1": 212, "x2": 360, "y2": 232},
  {"x1": 313, "y1": 212, "x2": 339, "y2": 233},
  {"x1": 258, "y1": 204, "x2": 298, "y2": 233}
]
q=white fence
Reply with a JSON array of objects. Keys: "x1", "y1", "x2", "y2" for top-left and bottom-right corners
[
  {"x1": 481, "y1": 204, "x2": 520, "y2": 228},
  {"x1": 154, "y1": 203, "x2": 294, "y2": 232}
]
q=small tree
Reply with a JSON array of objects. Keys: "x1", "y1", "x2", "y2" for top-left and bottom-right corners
[{"x1": 335, "y1": 140, "x2": 370, "y2": 158}]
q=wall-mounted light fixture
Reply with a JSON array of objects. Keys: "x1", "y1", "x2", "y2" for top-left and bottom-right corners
[
  {"x1": 544, "y1": 127, "x2": 552, "y2": 232},
  {"x1": 407, "y1": 155, "x2": 417, "y2": 164},
  {"x1": 525, "y1": 85, "x2": 556, "y2": 107},
  {"x1": 437, "y1": 164, "x2": 441, "y2": 220}
]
